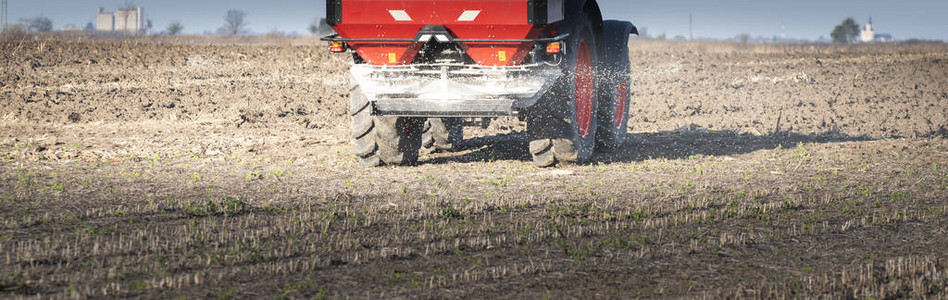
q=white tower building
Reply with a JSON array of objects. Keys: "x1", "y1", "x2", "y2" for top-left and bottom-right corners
[{"x1": 860, "y1": 17, "x2": 875, "y2": 43}]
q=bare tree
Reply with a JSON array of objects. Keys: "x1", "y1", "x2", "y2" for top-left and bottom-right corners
[
  {"x1": 306, "y1": 18, "x2": 319, "y2": 34},
  {"x1": 308, "y1": 17, "x2": 332, "y2": 35},
  {"x1": 222, "y1": 10, "x2": 247, "y2": 35},
  {"x1": 318, "y1": 18, "x2": 333, "y2": 35},
  {"x1": 26, "y1": 16, "x2": 53, "y2": 32},
  {"x1": 738, "y1": 33, "x2": 750, "y2": 43},
  {"x1": 266, "y1": 27, "x2": 285, "y2": 37},
  {"x1": 831, "y1": 18, "x2": 859, "y2": 44},
  {"x1": 308, "y1": 18, "x2": 318, "y2": 34},
  {"x1": 167, "y1": 21, "x2": 184, "y2": 35}
]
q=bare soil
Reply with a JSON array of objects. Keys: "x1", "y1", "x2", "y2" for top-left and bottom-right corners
[{"x1": 2, "y1": 35, "x2": 948, "y2": 298}]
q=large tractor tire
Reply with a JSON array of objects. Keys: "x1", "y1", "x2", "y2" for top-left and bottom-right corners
[
  {"x1": 350, "y1": 87, "x2": 424, "y2": 166},
  {"x1": 527, "y1": 16, "x2": 600, "y2": 167},
  {"x1": 596, "y1": 21, "x2": 634, "y2": 152},
  {"x1": 421, "y1": 118, "x2": 463, "y2": 154}
]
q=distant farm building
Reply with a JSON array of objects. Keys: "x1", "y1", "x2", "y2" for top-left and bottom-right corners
[
  {"x1": 96, "y1": 7, "x2": 146, "y2": 34},
  {"x1": 860, "y1": 17, "x2": 893, "y2": 43},
  {"x1": 61, "y1": 24, "x2": 84, "y2": 32}
]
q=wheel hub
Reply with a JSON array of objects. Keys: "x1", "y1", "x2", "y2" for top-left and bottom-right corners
[
  {"x1": 615, "y1": 80, "x2": 628, "y2": 129},
  {"x1": 574, "y1": 40, "x2": 594, "y2": 139}
]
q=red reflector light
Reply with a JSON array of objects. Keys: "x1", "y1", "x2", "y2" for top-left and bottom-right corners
[
  {"x1": 546, "y1": 42, "x2": 561, "y2": 54},
  {"x1": 329, "y1": 41, "x2": 345, "y2": 53}
]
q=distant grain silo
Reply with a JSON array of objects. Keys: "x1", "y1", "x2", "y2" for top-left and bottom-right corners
[
  {"x1": 96, "y1": 8, "x2": 114, "y2": 31},
  {"x1": 96, "y1": 6, "x2": 145, "y2": 34}
]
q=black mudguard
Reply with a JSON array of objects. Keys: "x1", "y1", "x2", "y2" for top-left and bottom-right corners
[{"x1": 602, "y1": 20, "x2": 637, "y2": 61}]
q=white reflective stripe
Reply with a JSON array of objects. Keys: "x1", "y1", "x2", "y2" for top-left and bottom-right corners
[
  {"x1": 435, "y1": 35, "x2": 450, "y2": 42},
  {"x1": 388, "y1": 10, "x2": 412, "y2": 21},
  {"x1": 418, "y1": 34, "x2": 433, "y2": 42},
  {"x1": 457, "y1": 10, "x2": 481, "y2": 22}
]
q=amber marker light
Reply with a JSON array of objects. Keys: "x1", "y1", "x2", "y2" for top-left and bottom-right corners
[
  {"x1": 546, "y1": 42, "x2": 562, "y2": 54},
  {"x1": 329, "y1": 41, "x2": 346, "y2": 53}
]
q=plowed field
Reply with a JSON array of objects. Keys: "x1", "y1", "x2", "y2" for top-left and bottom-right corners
[{"x1": 2, "y1": 35, "x2": 948, "y2": 298}]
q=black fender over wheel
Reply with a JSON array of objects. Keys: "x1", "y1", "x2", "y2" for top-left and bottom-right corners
[
  {"x1": 527, "y1": 15, "x2": 600, "y2": 167},
  {"x1": 350, "y1": 87, "x2": 424, "y2": 166},
  {"x1": 596, "y1": 20, "x2": 635, "y2": 152}
]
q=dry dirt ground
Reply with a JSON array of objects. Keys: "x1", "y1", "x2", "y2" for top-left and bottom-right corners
[{"x1": 2, "y1": 35, "x2": 948, "y2": 298}]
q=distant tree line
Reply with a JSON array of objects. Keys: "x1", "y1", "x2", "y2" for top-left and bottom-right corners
[
  {"x1": 3, "y1": 16, "x2": 54, "y2": 33},
  {"x1": 162, "y1": 9, "x2": 247, "y2": 36}
]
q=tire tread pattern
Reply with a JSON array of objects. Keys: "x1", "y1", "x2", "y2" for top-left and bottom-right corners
[
  {"x1": 421, "y1": 118, "x2": 462, "y2": 154},
  {"x1": 350, "y1": 87, "x2": 422, "y2": 167}
]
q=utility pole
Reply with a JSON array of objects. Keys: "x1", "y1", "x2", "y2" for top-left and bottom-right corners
[
  {"x1": 2, "y1": 0, "x2": 8, "y2": 30},
  {"x1": 689, "y1": 14, "x2": 693, "y2": 41}
]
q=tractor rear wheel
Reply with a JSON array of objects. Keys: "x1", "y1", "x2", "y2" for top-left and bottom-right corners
[
  {"x1": 421, "y1": 118, "x2": 463, "y2": 154},
  {"x1": 596, "y1": 23, "x2": 632, "y2": 152},
  {"x1": 527, "y1": 16, "x2": 600, "y2": 167},
  {"x1": 351, "y1": 87, "x2": 424, "y2": 166}
]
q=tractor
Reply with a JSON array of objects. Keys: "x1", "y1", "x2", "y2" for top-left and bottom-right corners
[{"x1": 323, "y1": 0, "x2": 637, "y2": 167}]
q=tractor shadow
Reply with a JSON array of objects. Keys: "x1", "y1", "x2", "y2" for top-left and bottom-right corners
[{"x1": 422, "y1": 127, "x2": 875, "y2": 165}]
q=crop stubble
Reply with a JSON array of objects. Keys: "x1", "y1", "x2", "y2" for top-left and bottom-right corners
[{"x1": 1, "y1": 35, "x2": 948, "y2": 298}]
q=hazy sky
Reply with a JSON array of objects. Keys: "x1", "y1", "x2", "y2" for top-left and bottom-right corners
[{"x1": 7, "y1": 0, "x2": 948, "y2": 40}]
